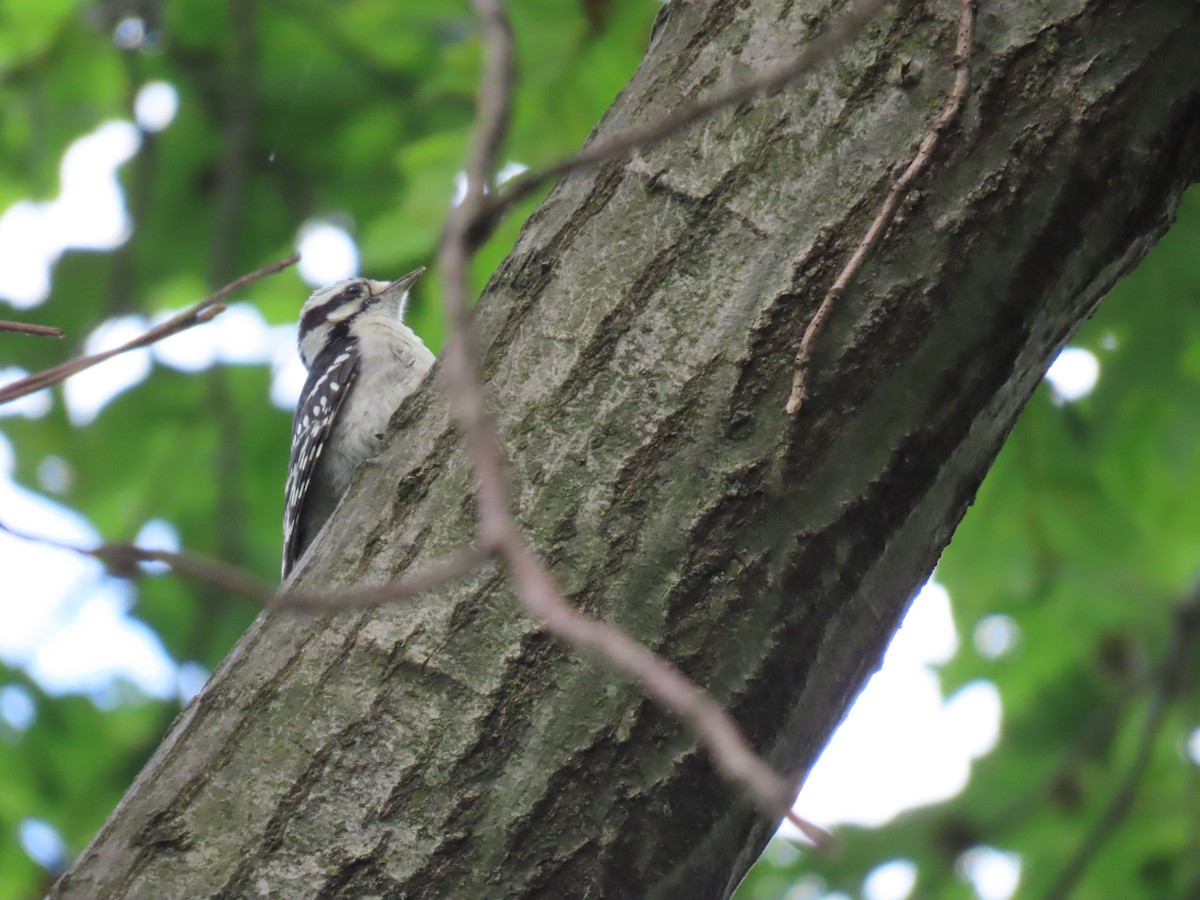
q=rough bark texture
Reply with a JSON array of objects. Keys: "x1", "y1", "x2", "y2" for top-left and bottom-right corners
[{"x1": 57, "y1": 0, "x2": 1200, "y2": 897}]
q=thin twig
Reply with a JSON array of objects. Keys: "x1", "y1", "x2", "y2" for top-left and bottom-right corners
[
  {"x1": 278, "y1": 546, "x2": 497, "y2": 611},
  {"x1": 437, "y1": 0, "x2": 517, "y2": 554},
  {"x1": 784, "y1": 0, "x2": 977, "y2": 414},
  {"x1": 1043, "y1": 590, "x2": 1200, "y2": 900},
  {"x1": 471, "y1": 0, "x2": 892, "y2": 245},
  {"x1": 0, "y1": 320, "x2": 64, "y2": 338},
  {"x1": 0, "y1": 518, "x2": 494, "y2": 613},
  {"x1": 441, "y1": 0, "x2": 832, "y2": 846},
  {"x1": 0, "y1": 254, "x2": 299, "y2": 407}
]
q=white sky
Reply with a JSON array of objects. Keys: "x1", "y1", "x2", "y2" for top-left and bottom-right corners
[{"x1": 0, "y1": 83, "x2": 1123, "y2": 899}]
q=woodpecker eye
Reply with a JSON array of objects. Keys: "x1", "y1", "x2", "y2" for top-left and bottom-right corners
[{"x1": 343, "y1": 283, "x2": 363, "y2": 299}]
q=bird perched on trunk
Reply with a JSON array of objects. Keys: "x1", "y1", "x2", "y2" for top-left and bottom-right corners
[{"x1": 282, "y1": 267, "x2": 433, "y2": 578}]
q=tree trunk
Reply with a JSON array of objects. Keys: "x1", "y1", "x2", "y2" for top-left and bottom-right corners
[{"x1": 55, "y1": 0, "x2": 1200, "y2": 897}]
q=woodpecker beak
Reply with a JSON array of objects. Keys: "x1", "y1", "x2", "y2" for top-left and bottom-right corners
[
  {"x1": 381, "y1": 266, "x2": 425, "y2": 300},
  {"x1": 372, "y1": 266, "x2": 429, "y2": 319}
]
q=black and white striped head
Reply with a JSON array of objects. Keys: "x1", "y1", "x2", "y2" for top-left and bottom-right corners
[{"x1": 297, "y1": 267, "x2": 425, "y2": 368}]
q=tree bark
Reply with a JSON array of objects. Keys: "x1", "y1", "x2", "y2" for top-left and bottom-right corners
[{"x1": 56, "y1": 0, "x2": 1200, "y2": 897}]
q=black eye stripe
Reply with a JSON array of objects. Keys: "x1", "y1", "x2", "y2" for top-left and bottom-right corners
[
  {"x1": 299, "y1": 303, "x2": 331, "y2": 337},
  {"x1": 299, "y1": 282, "x2": 370, "y2": 336}
]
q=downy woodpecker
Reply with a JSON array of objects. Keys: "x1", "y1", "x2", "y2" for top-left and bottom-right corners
[{"x1": 282, "y1": 267, "x2": 433, "y2": 578}]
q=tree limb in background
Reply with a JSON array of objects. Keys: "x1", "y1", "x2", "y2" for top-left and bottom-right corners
[
  {"x1": 0, "y1": 254, "x2": 299, "y2": 406},
  {"x1": 204, "y1": 0, "x2": 261, "y2": 579},
  {"x1": 785, "y1": 0, "x2": 977, "y2": 414},
  {"x1": 0, "y1": 320, "x2": 64, "y2": 338}
]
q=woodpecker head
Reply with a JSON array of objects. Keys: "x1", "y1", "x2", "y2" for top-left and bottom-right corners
[{"x1": 297, "y1": 266, "x2": 425, "y2": 368}]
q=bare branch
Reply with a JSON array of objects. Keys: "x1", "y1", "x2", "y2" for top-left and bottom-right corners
[
  {"x1": 209, "y1": 0, "x2": 258, "y2": 287},
  {"x1": 470, "y1": 0, "x2": 892, "y2": 243},
  {"x1": 202, "y1": 0, "x2": 261, "y2": 574},
  {"x1": 277, "y1": 545, "x2": 497, "y2": 612},
  {"x1": 785, "y1": 0, "x2": 977, "y2": 414},
  {"x1": 0, "y1": 253, "x2": 299, "y2": 407},
  {"x1": 437, "y1": 0, "x2": 517, "y2": 550},
  {"x1": 0, "y1": 518, "x2": 494, "y2": 613},
  {"x1": 0, "y1": 320, "x2": 64, "y2": 338}
]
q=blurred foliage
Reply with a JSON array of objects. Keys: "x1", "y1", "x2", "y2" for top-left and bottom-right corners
[{"x1": 1, "y1": 1, "x2": 1198, "y2": 899}]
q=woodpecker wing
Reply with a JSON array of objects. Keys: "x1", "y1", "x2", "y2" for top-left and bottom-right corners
[{"x1": 282, "y1": 343, "x2": 360, "y2": 578}]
